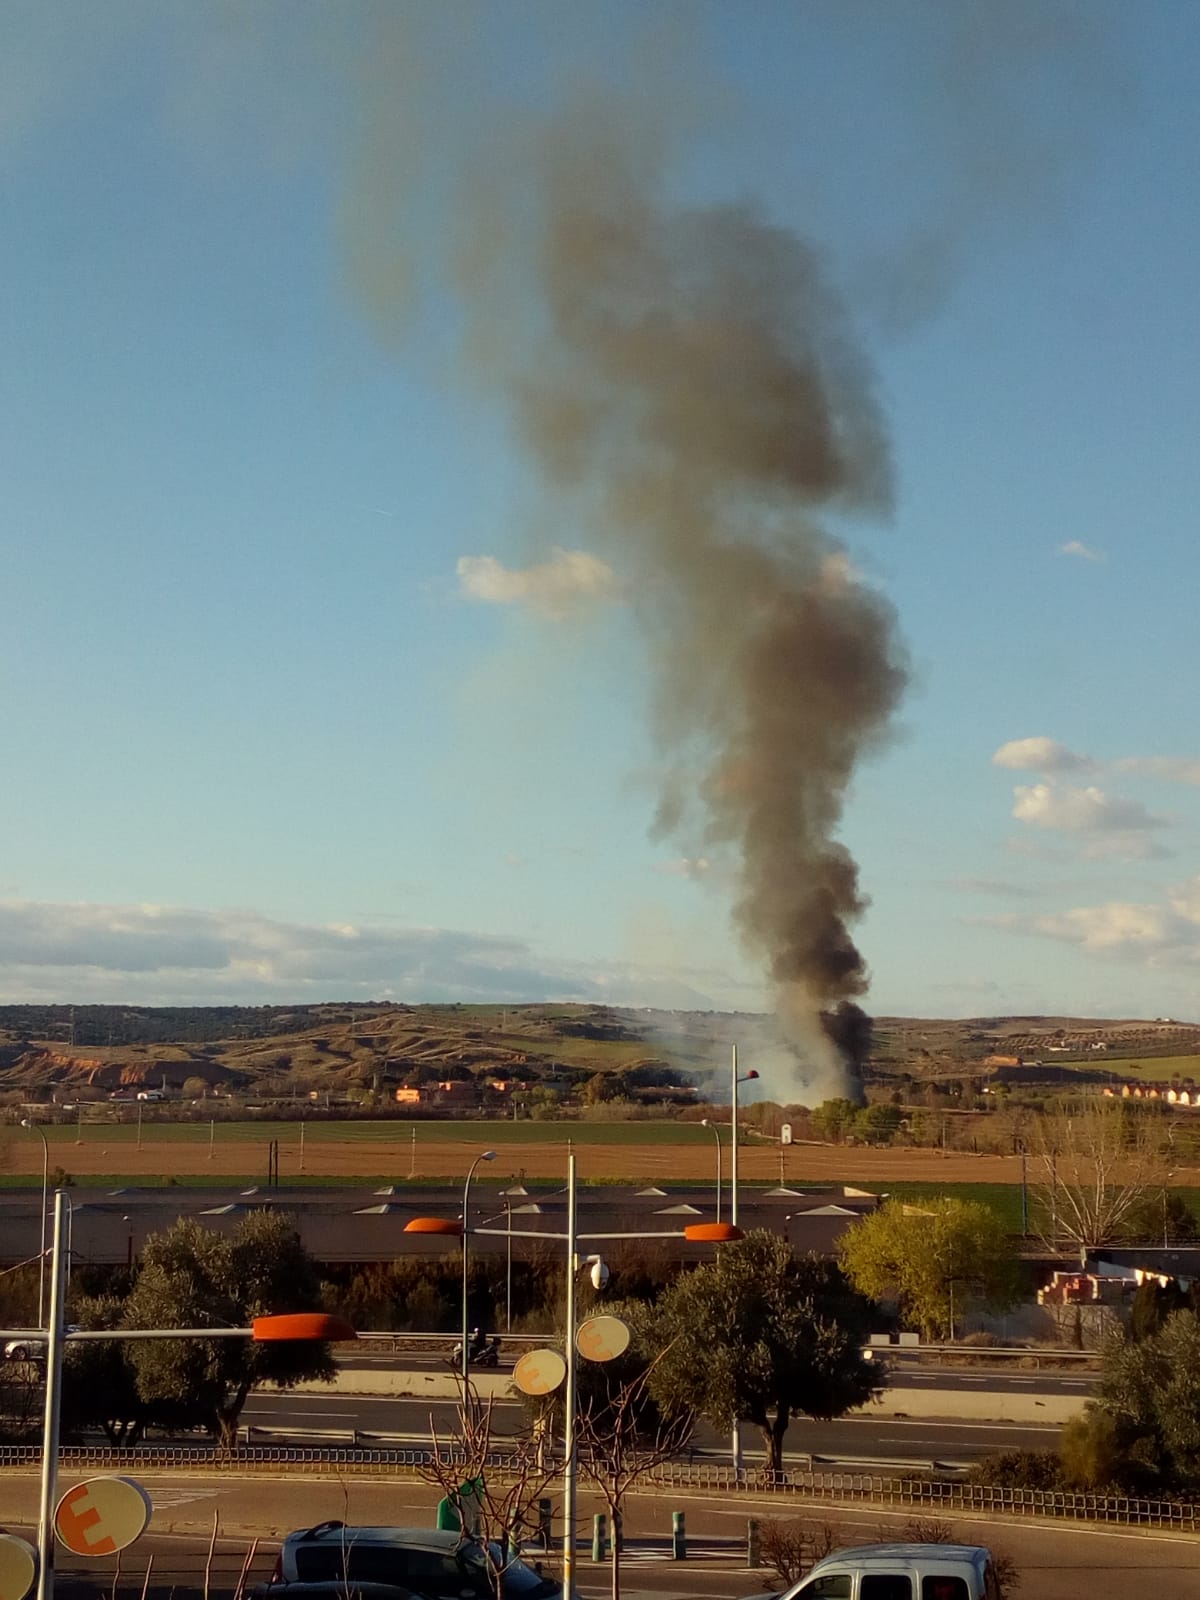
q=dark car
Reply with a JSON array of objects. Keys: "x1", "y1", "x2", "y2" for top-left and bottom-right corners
[
  {"x1": 267, "y1": 1525, "x2": 564, "y2": 1600},
  {"x1": 250, "y1": 1583, "x2": 423, "y2": 1600}
]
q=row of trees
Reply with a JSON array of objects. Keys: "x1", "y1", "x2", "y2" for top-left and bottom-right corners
[{"x1": 1, "y1": 1212, "x2": 333, "y2": 1449}]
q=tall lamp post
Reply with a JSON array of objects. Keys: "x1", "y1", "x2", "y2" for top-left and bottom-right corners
[
  {"x1": 699, "y1": 1118, "x2": 722, "y2": 1224},
  {"x1": 728, "y1": 1045, "x2": 760, "y2": 1229},
  {"x1": 729, "y1": 1047, "x2": 758, "y2": 1478},
  {"x1": 461, "y1": 1150, "x2": 496, "y2": 1390},
  {"x1": 20, "y1": 1119, "x2": 50, "y2": 1327}
]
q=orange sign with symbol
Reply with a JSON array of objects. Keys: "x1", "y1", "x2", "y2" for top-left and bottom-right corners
[
  {"x1": 54, "y1": 1477, "x2": 152, "y2": 1556},
  {"x1": 575, "y1": 1314, "x2": 631, "y2": 1363}
]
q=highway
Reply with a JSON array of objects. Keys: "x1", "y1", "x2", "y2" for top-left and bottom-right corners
[
  {"x1": 337, "y1": 1348, "x2": 1097, "y2": 1400},
  {"x1": 240, "y1": 1387, "x2": 1063, "y2": 1466}
]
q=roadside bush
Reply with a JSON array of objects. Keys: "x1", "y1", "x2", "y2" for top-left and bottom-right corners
[
  {"x1": 1059, "y1": 1407, "x2": 1123, "y2": 1491},
  {"x1": 757, "y1": 1518, "x2": 843, "y2": 1586},
  {"x1": 889, "y1": 1517, "x2": 954, "y2": 1544},
  {"x1": 968, "y1": 1448, "x2": 1063, "y2": 1490}
]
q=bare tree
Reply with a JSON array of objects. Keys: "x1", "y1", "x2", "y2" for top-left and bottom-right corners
[
  {"x1": 1030, "y1": 1099, "x2": 1171, "y2": 1257},
  {"x1": 575, "y1": 1367, "x2": 693, "y2": 1600},
  {"x1": 419, "y1": 1386, "x2": 558, "y2": 1600}
]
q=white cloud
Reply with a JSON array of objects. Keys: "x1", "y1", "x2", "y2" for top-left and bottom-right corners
[
  {"x1": 1028, "y1": 902, "x2": 1194, "y2": 957},
  {"x1": 992, "y1": 874, "x2": 1200, "y2": 967},
  {"x1": 457, "y1": 547, "x2": 619, "y2": 619},
  {"x1": 1059, "y1": 539, "x2": 1105, "y2": 563},
  {"x1": 992, "y1": 737, "x2": 1092, "y2": 774},
  {"x1": 1011, "y1": 783, "x2": 1164, "y2": 835}
]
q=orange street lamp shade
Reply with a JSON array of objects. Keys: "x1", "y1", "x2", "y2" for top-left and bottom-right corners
[
  {"x1": 684, "y1": 1222, "x2": 743, "y2": 1243},
  {"x1": 252, "y1": 1313, "x2": 358, "y2": 1343},
  {"x1": 404, "y1": 1217, "x2": 464, "y2": 1236}
]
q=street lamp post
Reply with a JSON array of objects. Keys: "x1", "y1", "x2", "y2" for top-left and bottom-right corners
[
  {"x1": 562, "y1": 1154, "x2": 579, "y2": 1591},
  {"x1": 729, "y1": 1047, "x2": 758, "y2": 1480},
  {"x1": 461, "y1": 1151, "x2": 497, "y2": 1392},
  {"x1": 20, "y1": 1119, "x2": 50, "y2": 1327},
  {"x1": 699, "y1": 1118, "x2": 722, "y2": 1225}
]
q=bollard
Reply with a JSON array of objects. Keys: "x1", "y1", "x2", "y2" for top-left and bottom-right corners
[
  {"x1": 592, "y1": 1513, "x2": 608, "y2": 1562},
  {"x1": 537, "y1": 1499, "x2": 552, "y2": 1550},
  {"x1": 672, "y1": 1511, "x2": 686, "y2": 1560},
  {"x1": 747, "y1": 1518, "x2": 760, "y2": 1568}
]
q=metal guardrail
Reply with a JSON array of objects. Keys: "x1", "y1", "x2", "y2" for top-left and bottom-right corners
[
  {"x1": 869, "y1": 1343, "x2": 1100, "y2": 1370},
  {"x1": 1, "y1": 1444, "x2": 1195, "y2": 1531},
  {"x1": 644, "y1": 1462, "x2": 1200, "y2": 1531}
]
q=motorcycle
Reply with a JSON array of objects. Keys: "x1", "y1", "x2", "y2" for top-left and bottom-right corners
[{"x1": 452, "y1": 1333, "x2": 502, "y2": 1368}]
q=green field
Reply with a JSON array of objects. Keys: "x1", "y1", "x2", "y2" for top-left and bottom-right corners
[{"x1": 1089, "y1": 1054, "x2": 1200, "y2": 1081}]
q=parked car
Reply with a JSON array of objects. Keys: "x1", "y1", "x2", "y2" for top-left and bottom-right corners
[
  {"x1": 747, "y1": 1543, "x2": 1002, "y2": 1600},
  {"x1": 263, "y1": 1525, "x2": 563, "y2": 1600}
]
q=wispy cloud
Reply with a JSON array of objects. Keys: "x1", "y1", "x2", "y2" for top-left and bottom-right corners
[
  {"x1": 1116, "y1": 756, "x2": 1200, "y2": 787},
  {"x1": 653, "y1": 857, "x2": 712, "y2": 879},
  {"x1": 947, "y1": 876, "x2": 1038, "y2": 899},
  {"x1": 1059, "y1": 539, "x2": 1106, "y2": 563},
  {"x1": 457, "y1": 547, "x2": 620, "y2": 620},
  {"x1": 0, "y1": 900, "x2": 748, "y2": 1011}
]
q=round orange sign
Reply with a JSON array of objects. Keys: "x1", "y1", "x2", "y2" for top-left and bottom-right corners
[
  {"x1": 54, "y1": 1477, "x2": 152, "y2": 1556},
  {"x1": 513, "y1": 1347, "x2": 567, "y2": 1396},
  {"x1": 575, "y1": 1314, "x2": 631, "y2": 1363},
  {"x1": 0, "y1": 1534, "x2": 37, "y2": 1600}
]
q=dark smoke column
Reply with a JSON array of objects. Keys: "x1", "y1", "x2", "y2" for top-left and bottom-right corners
[{"x1": 463, "y1": 115, "x2": 908, "y2": 1092}]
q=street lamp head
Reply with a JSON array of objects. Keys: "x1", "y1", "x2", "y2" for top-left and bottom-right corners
[
  {"x1": 481, "y1": 1150, "x2": 497, "y2": 1161},
  {"x1": 252, "y1": 1312, "x2": 357, "y2": 1343},
  {"x1": 20, "y1": 1118, "x2": 34, "y2": 1129},
  {"x1": 685, "y1": 1222, "x2": 744, "y2": 1243}
]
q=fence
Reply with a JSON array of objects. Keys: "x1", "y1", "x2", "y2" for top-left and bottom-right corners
[{"x1": 1, "y1": 1444, "x2": 1197, "y2": 1532}]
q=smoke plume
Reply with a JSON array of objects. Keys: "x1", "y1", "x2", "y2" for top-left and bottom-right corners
[{"x1": 353, "y1": 95, "x2": 908, "y2": 1095}]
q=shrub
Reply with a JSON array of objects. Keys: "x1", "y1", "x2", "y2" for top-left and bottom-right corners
[
  {"x1": 968, "y1": 1448, "x2": 1063, "y2": 1490},
  {"x1": 1059, "y1": 1407, "x2": 1123, "y2": 1490},
  {"x1": 757, "y1": 1518, "x2": 843, "y2": 1586}
]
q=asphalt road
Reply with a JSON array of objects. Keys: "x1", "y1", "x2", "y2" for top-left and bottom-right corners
[
  {"x1": 241, "y1": 1388, "x2": 1062, "y2": 1466},
  {"x1": 5, "y1": 1474, "x2": 1199, "y2": 1600},
  {"x1": 338, "y1": 1351, "x2": 1097, "y2": 1399}
]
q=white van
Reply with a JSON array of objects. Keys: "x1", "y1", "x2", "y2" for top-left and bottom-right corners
[{"x1": 759, "y1": 1543, "x2": 1001, "y2": 1600}]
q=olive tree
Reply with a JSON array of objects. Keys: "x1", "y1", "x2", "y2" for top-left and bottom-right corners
[
  {"x1": 122, "y1": 1211, "x2": 335, "y2": 1447},
  {"x1": 643, "y1": 1231, "x2": 879, "y2": 1477}
]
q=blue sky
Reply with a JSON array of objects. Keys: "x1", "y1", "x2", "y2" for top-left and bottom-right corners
[{"x1": 2, "y1": 1, "x2": 1199, "y2": 1025}]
